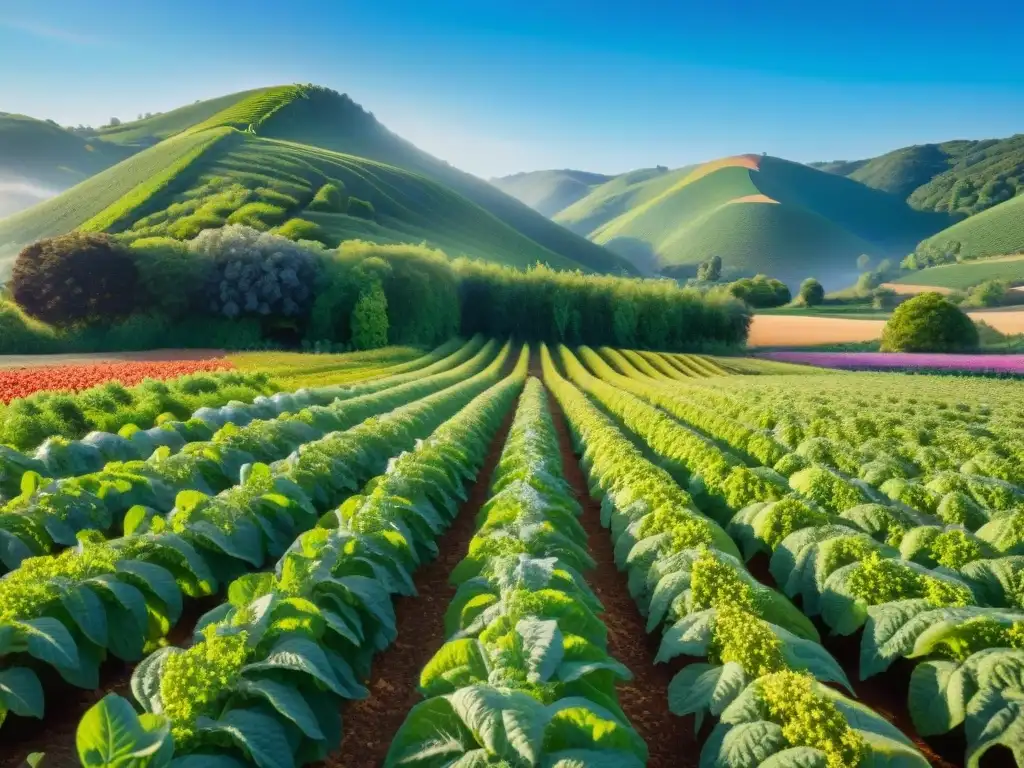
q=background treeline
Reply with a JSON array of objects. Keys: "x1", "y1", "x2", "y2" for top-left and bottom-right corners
[{"x1": 1, "y1": 225, "x2": 750, "y2": 353}]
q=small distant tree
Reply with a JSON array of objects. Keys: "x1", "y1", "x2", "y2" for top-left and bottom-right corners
[
  {"x1": 798, "y1": 278, "x2": 825, "y2": 306},
  {"x1": 11, "y1": 233, "x2": 140, "y2": 326},
  {"x1": 108, "y1": 117, "x2": 121, "y2": 127},
  {"x1": 880, "y1": 292, "x2": 978, "y2": 352},
  {"x1": 696, "y1": 255, "x2": 722, "y2": 282},
  {"x1": 856, "y1": 254, "x2": 872, "y2": 272}
]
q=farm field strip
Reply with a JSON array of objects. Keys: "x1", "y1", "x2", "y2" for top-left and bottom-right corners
[
  {"x1": 571, "y1": 347, "x2": 1024, "y2": 764},
  {"x1": 0, "y1": 342, "x2": 516, "y2": 752},
  {"x1": 541, "y1": 344, "x2": 929, "y2": 766},
  {"x1": 383, "y1": 377, "x2": 648, "y2": 767},
  {"x1": 228, "y1": 344, "x2": 429, "y2": 389},
  {"x1": 0, "y1": 338, "x2": 491, "y2": 577},
  {"x1": 61, "y1": 348, "x2": 528, "y2": 767}
]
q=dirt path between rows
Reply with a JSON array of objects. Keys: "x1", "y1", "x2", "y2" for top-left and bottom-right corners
[
  {"x1": 543, "y1": 375, "x2": 698, "y2": 768},
  {"x1": 324, "y1": 403, "x2": 518, "y2": 767}
]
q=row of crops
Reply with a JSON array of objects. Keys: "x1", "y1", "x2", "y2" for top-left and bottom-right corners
[{"x1": 3, "y1": 338, "x2": 1018, "y2": 766}]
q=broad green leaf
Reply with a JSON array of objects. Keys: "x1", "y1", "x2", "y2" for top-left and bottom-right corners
[
  {"x1": 131, "y1": 647, "x2": 180, "y2": 715},
  {"x1": 77, "y1": 693, "x2": 171, "y2": 767},
  {"x1": 517, "y1": 618, "x2": 564, "y2": 684},
  {"x1": 242, "y1": 637, "x2": 365, "y2": 699},
  {"x1": 451, "y1": 686, "x2": 546, "y2": 764},
  {"x1": 704, "y1": 721, "x2": 787, "y2": 768},
  {"x1": 545, "y1": 748, "x2": 645, "y2": 768},
  {"x1": 194, "y1": 708, "x2": 293, "y2": 768},
  {"x1": 544, "y1": 698, "x2": 647, "y2": 761},
  {"x1": 758, "y1": 747, "x2": 828, "y2": 768},
  {"x1": 116, "y1": 562, "x2": 182, "y2": 625},
  {"x1": 0, "y1": 667, "x2": 44, "y2": 719},
  {"x1": 772, "y1": 625, "x2": 853, "y2": 692},
  {"x1": 236, "y1": 679, "x2": 324, "y2": 740},
  {"x1": 228, "y1": 573, "x2": 275, "y2": 608},
  {"x1": 420, "y1": 639, "x2": 488, "y2": 697},
  {"x1": 60, "y1": 586, "x2": 109, "y2": 648},
  {"x1": 857, "y1": 730, "x2": 932, "y2": 767},
  {"x1": 667, "y1": 662, "x2": 746, "y2": 731},
  {"x1": 19, "y1": 617, "x2": 80, "y2": 670},
  {"x1": 655, "y1": 610, "x2": 715, "y2": 663},
  {"x1": 862, "y1": 603, "x2": 981, "y2": 680},
  {"x1": 385, "y1": 695, "x2": 474, "y2": 766},
  {"x1": 908, "y1": 660, "x2": 965, "y2": 737}
]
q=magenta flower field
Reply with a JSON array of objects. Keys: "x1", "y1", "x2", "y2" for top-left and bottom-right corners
[{"x1": 761, "y1": 351, "x2": 1024, "y2": 374}]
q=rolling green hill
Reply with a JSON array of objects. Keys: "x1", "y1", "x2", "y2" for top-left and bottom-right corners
[
  {"x1": 813, "y1": 135, "x2": 1024, "y2": 216},
  {"x1": 0, "y1": 113, "x2": 134, "y2": 217},
  {"x1": 0, "y1": 84, "x2": 634, "y2": 277},
  {"x1": 489, "y1": 169, "x2": 614, "y2": 217},
  {"x1": 543, "y1": 154, "x2": 949, "y2": 287},
  {"x1": 891, "y1": 253, "x2": 1024, "y2": 290}
]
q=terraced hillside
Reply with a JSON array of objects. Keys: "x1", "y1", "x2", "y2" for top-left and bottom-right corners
[
  {"x1": 0, "y1": 85, "x2": 633, "y2": 277},
  {"x1": 545, "y1": 154, "x2": 949, "y2": 287},
  {"x1": 912, "y1": 192, "x2": 1024, "y2": 265}
]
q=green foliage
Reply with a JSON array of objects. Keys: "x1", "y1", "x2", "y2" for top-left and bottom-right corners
[
  {"x1": 11, "y1": 232, "x2": 140, "y2": 326},
  {"x1": 798, "y1": 278, "x2": 825, "y2": 306},
  {"x1": 346, "y1": 197, "x2": 375, "y2": 220},
  {"x1": 880, "y1": 292, "x2": 979, "y2": 352},
  {"x1": 914, "y1": 194, "x2": 1024, "y2": 264},
  {"x1": 728, "y1": 274, "x2": 792, "y2": 308},
  {"x1": 960, "y1": 278, "x2": 1011, "y2": 308},
  {"x1": 128, "y1": 237, "x2": 210, "y2": 319},
  {"x1": 307, "y1": 182, "x2": 346, "y2": 213},
  {"x1": 274, "y1": 217, "x2": 330, "y2": 245},
  {"x1": 226, "y1": 201, "x2": 290, "y2": 230},
  {"x1": 350, "y1": 279, "x2": 389, "y2": 350},
  {"x1": 697, "y1": 255, "x2": 723, "y2": 282}
]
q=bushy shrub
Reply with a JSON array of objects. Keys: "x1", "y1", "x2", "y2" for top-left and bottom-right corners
[
  {"x1": 166, "y1": 212, "x2": 225, "y2": 240},
  {"x1": 881, "y1": 292, "x2": 979, "y2": 352},
  {"x1": 188, "y1": 225, "x2": 319, "y2": 320},
  {"x1": 347, "y1": 197, "x2": 375, "y2": 220},
  {"x1": 350, "y1": 278, "x2": 389, "y2": 350},
  {"x1": 129, "y1": 237, "x2": 211, "y2": 319},
  {"x1": 798, "y1": 278, "x2": 824, "y2": 306},
  {"x1": 962, "y1": 279, "x2": 1010, "y2": 308},
  {"x1": 10, "y1": 232, "x2": 140, "y2": 326},
  {"x1": 226, "y1": 202, "x2": 290, "y2": 230},
  {"x1": 307, "y1": 182, "x2": 346, "y2": 213},
  {"x1": 275, "y1": 217, "x2": 331, "y2": 246},
  {"x1": 728, "y1": 274, "x2": 791, "y2": 308},
  {"x1": 0, "y1": 299, "x2": 57, "y2": 353}
]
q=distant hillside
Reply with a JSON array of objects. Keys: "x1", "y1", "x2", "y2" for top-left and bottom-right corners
[
  {"x1": 915, "y1": 193, "x2": 1024, "y2": 263},
  {"x1": 813, "y1": 135, "x2": 1024, "y2": 216},
  {"x1": 489, "y1": 169, "x2": 614, "y2": 217},
  {"x1": 0, "y1": 113, "x2": 133, "y2": 216},
  {"x1": 547, "y1": 154, "x2": 949, "y2": 288},
  {"x1": 1, "y1": 85, "x2": 633, "y2": 277}
]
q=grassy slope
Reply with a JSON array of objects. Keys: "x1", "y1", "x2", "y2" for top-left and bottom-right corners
[
  {"x1": 489, "y1": 169, "x2": 614, "y2": 217},
  {"x1": 93, "y1": 89, "x2": 274, "y2": 146},
  {"x1": 892, "y1": 253, "x2": 1024, "y2": 289},
  {"x1": 121, "y1": 132, "x2": 583, "y2": 270},
  {"x1": 916, "y1": 194, "x2": 1024, "y2": 263},
  {"x1": 0, "y1": 128, "x2": 235, "y2": 271},
  {"x1": 252, "y1": 88, "x2": 635, "y2": 274},
  {"x1": 553, "y1": 155, "x2": 949, "y2": 287}
]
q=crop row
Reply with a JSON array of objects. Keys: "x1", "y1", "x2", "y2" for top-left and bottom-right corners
[
  {"x1": 70, "y1": 345, "x2": 529, "y2": 766},
  {"x1": 542, "y1": 344, "x2": 927, "y2": 767},
  {"x1": 0, "y1": 340, "x2": 508, "y2": 730},
  {"x1": 0, "y1": 338, "x2": 484, "y2": 570},
  {"x1": 385, "y1": 377, "x2": 646, "y2": 766},
  {"x1": 568, "y1": 345, "x2": 1024, "y2": 764}
]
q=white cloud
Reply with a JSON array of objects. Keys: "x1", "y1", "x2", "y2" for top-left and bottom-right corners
[{"x1": 1, "y1": 19, "x2": 101, "y2": 46}]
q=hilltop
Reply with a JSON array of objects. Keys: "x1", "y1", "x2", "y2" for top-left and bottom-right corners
[
  {"x1": 0, "y1": 85, "x2": 634, "y2": 276},
  {"x1": 489, "y1": 169, "x2": 615, "y2": 217},
  {"x1": 813, "y1": 134, "x2": 1024, "y2": 215},
  {"x1": 503, "y1": 154, "x2": 949, "y2": 288}
]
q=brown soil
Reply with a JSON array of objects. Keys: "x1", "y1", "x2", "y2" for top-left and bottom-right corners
[
  {"x1": 323, "y1": 403, "x2": 519, "y2": 767},
  {"x1": 0, "y1": 596, "x2": 221, "y2": 768},
  {"x1": 545, "y1": 380, "x2": 699, "y2": 768}
]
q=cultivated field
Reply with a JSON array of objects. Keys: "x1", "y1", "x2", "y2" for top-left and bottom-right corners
[{"x1": 1, "y1": 339, "x2": 1021, "y2": 768}]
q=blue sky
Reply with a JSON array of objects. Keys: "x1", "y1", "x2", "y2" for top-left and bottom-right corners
[{"x1": 2, "y1": 0, "x2": 1023, "y2": 178}]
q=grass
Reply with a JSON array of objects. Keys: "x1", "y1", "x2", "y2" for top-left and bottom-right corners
[
  {"x1": 914, "y1": 195, "x2": 1024, "y2": 265},
  {"x1": 892, "y1": 253, "x2": 1024, "y2": 290},
  {"x1": 93, "y1": 89, "x2": 274, "y2": 146},
  {"x1": 0, "y1": 128, "x2": 237, "y2": 272},
  {"x1": 539, "y1": 154, "x2": 950, "y2": 287},
  {"x1": 108, "y1": 132, "x2": 591, "y2": 270},
  {"x1": 756, "y1": 304, "x2": 893, "y2": 319}
]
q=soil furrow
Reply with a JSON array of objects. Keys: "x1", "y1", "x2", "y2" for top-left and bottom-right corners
[
  {"x1": 0, "y1": 595, "x2": 220, "y2": 768},
  {"x1": 543, "y1": 379, "x2": 699, "y2": 768},
  {"x1": 323, "y1": 403, "x2": 519, "y2": 767}
]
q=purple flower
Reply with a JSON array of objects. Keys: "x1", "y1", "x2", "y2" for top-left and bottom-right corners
[{"x1": 760, "y1": 352, "x2": 1024, "y2": 375}]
